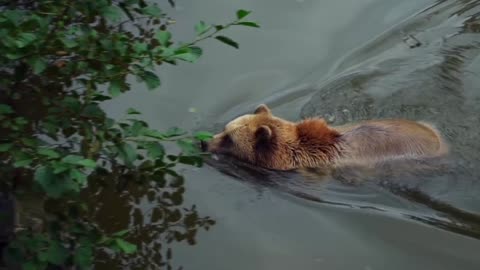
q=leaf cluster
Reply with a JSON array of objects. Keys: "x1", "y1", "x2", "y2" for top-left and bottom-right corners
[{"x1": 0, "y1": 0, "x2": 257, "y2": 268}]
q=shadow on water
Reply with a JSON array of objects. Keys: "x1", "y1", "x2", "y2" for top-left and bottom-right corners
[{"x1": 204, "y1": 0, "x2": 480, "y2": 241}]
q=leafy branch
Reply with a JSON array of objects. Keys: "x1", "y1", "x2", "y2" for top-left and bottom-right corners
[{"x1": 0, "y1": 0, "x2": 258, "y2": 269}]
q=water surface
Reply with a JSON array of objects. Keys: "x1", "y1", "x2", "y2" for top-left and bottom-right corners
[{"x1": 102, "y1": 0, "x2": 480, "y2": 269}]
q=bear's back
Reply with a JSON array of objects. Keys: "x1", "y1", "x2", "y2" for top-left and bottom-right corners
[{"x1": 335, "y1": 119, "x2": 446, "y2": 165}]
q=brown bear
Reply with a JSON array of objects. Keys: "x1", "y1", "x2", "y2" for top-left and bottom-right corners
[{"x1": 203, "y1": 104, "x2": 448, "y2": 171}]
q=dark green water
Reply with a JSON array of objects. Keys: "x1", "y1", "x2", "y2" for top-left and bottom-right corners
[{"x1": 101, "y1": 0, "x2": 480, "y2": 269}]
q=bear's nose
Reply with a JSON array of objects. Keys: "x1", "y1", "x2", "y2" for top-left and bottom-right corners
[{"x1": 200, "y1": 140, "x2": 208, "y2": 152}]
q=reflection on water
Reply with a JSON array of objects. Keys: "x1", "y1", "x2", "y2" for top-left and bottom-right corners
[{"x1": 86, "y1": 169, "x2": 215, "y2": 270}]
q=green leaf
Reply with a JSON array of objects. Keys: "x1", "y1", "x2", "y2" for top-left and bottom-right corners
[
  {"x1": 34, "y1": 166, "x2": 55, "y2": 192},
  {"x1": 127, "y1": 108, "x2": 141, "y2": 115},
  {"x1": 44, "y1": 241, "x2": 68, "y2": 265},
  {"x1": 74, "y1": 241, "x2": 93, "y2": 270},
  {"x1": 6, "y1": 51, "x2": 28, "y2": 60},
  {"x1": 76, "y1": 159, "x2": 97, "y2": 168},
  {"x1": 14, "y1": 158, "x2": 32, "y2": 168},
  {"x1": 69, "y1": 169, "x2": 87, "y2": 186},
  {"x1": 114, "y1": 239, "x2": 137, "y2": 254},
  {"x1": 0, "y1": 143, "x2": 13, "y2": 152},
  {"x1": 138, "y1": 70, "x2": 160, "y2": 90},
  {"x1": 27, "y1": 56, "x2": 48, "y2": 74},
  {"x1": 194, "y1": 131, "x2": 213, "y2": 141},
  {"x1": 82, "y1": 104, "x2": 105, "y2": 118},
  {"x1": 215, "y1": 36, "x2": 239, "y2": 49},
  {"x1": 62, "y1": 155, "x2": 83, "y2": 164},
  {"x1": 108, "y1": 79, "x2": 126, "y2": 97},
  {"x1": 61, "y1": 37, "x2": 78, "y2": 48},
  {"x1": 174, "y1": 47, "x2": 202, "y2": 63},
  {"x1": 132, "y1": 41, "x2": 148, "y2": 54},
  {"x1": 154, "y1": 31, "x2": 171, "y2": 45},
  {"x1": 141, "y1": 129, "x2": 166, "y2": 140},
  {"x1": 118, "y1": 142, "x2": 137, "y2": 167},
  {"x1": 146, "y1": 142, "x2": 165, "y2": 159},
  {"x1": 61, "y1": 97, "x2": 81, "y2": 112},
  {"x1": 141, "y1": 5, "x2": 163, "y2": 18},
  {"x1": 22, "y1": 262, "x2": 38, "y2": 270},
  {"x1": 164, "y1": 127, "x2": 186, "y2": 138},
  {"x1": 21, "y1": 138, "x2": 37, "y2": 147},
  {"x1": 34, "y1": 166, "x2": 78, "y2": 197},
  {"x1": 236, "y1": 21, "x2": 260, "y2": 28},
  {"x1": 101, "y1": 5, "x2": 124, "y2": 22},
  {"x1": 236, "y1": 9, "x2": 251, "y2": 19},
  {"x1": 0, "y1": 104, "x2": 13, "y2": 114},
  {"x1": 92, "y1": 94, "x2": 112, "y2": 101},
  {"x1": 130, "y1": 121, "x2": 146, "y2": 137},
  {"x1": 15, "y1": 33, "x2": 36, "y2": 48},
  {"x1": 177, "y1": 139, "x2": 199, "y2": 155},
  {"x1": 37, "y1": 148, "x2": 60, "y2": 158},
  {"x1": 62, "y1": 155, "x2": 96, "y2": 168},
  {"x1": 3, "y1": 10, "x2": 24, "y2": 26},
  {"x1": 52, "y1": 163, "x2": 70, "y2": 174},
  {"x1": 112, "y1": 229, "x2": 130, "y2": 237},
  {"x1": 195, "y1": 21, "x2": 210, "y2": 35}
]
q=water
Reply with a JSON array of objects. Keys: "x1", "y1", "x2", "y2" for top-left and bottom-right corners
[{"x1": 100, "y1": 0, "x2": 480, "y2": 269}]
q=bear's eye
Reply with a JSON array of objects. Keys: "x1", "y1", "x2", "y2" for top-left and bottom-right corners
[{"x1": 220, "y1": 134, "x2": 233, "y2": 148}]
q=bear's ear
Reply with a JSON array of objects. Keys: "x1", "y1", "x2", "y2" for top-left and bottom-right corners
[
  {"x1": 255, "y1": 125, "x2": 272, "y2": 141},
  {"x1": 254, "y1": 104, "x2": 272, "y2": 115}
]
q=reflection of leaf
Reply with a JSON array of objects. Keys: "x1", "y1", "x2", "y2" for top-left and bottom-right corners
[
  {"x1": 167, "y1": 209, "x2": 182, "y2": 222},
  {"x1": 178, "y1": 156, "x2": 203, "y2": 167}
]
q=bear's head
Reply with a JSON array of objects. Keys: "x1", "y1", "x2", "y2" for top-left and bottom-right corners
[
  {"x1": 202, "y1": 104, "x2": 298, "y2": 169},
  {"x1": 202, "y1": 104, "x2": 340, "y2": 170}
]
